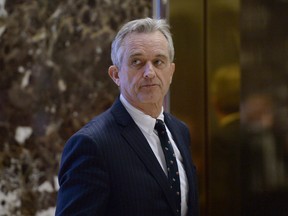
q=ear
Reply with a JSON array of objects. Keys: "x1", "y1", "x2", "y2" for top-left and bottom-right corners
[
  {"x1": 108, "y1": 65, "x2": 120, "y2": 86},
  {"x1": 170, "y1": 63, "x2": 175, "y2": 84}
]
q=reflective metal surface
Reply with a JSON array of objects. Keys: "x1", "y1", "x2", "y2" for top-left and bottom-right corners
[
  {"x1": 170, "y1": 0, "x2": 288, "y2": 215},
  {"x1": 240, "y1": 0, "x2": 288, "y2": 215},
  {"x1": 169, "y1": 0, "x2": 207, "y2": 214}
]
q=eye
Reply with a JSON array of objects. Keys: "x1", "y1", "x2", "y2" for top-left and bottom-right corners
[
  {"x1": 131, "y1": 59, "x2": 142, "y2": 66},
  {"x1": 155, "y1": 60, "x2": 162, "y2": 65},
  {"x1": 154, "y1": 59, "x2": 165, "y2": 68}
]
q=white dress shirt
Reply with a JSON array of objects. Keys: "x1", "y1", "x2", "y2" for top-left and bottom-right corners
[{"x1": 120, "y1": 95, "x2": 188, "y2": 216}]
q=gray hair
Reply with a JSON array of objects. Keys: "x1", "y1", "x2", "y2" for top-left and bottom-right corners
[{"x1": 111, "y1": 17, "x2": 174, "y2": 68}]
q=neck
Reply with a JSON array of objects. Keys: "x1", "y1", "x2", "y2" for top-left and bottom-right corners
[
  {"x1": 120, "y1": 94, "x2": 164, "y2": 118},
  {"x1": 139, "y1": 104, "x2": 163, "y2": 118}
]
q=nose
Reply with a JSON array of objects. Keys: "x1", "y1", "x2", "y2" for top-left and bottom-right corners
[{"x1": 143, "y1": 62, "x2": 155, "y2": 79}]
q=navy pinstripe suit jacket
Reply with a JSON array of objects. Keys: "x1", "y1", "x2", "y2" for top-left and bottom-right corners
[{"x1": 56, "y1": 98, "x2": 199, "y2": 216}]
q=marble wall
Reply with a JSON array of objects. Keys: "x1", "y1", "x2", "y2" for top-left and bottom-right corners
[{"x1": 0, "y1": 0, "x2": 152, "y2": 215}]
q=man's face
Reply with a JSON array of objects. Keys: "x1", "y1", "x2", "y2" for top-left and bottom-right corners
[{"x1": 110, "y1": 31, "x2": 175, "y2": 110}]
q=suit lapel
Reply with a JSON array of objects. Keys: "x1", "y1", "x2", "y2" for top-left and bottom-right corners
[
  {"x1": 164, "y1": 114, "x2": 193, "y2": 172},
  {"x1": 110, "y1": 98, "x2": 178, "y2": 216}
]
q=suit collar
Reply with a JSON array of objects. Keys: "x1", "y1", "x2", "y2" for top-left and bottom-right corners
[{"x1": 109, "y1": 97, "x2": 133, "y2": 126}]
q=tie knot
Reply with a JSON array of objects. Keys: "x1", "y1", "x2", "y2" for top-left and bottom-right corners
[{"x1": 155, "y1": 119, "x2": 166, "y2": 134}]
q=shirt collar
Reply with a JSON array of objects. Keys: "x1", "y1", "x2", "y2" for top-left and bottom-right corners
[{"x1": 120, "y1": 94, "x2": 164, "y2": 135}]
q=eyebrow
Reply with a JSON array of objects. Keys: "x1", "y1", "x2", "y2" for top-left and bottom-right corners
[
  {"x1": 128, "y1": 52, "x2": 142, "y2": 58},
  {"x1": 129, "y1": 52, "x2": 169, "y2": 60}
]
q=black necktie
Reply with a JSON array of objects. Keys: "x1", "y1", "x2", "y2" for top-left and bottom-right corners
[{"x1": 155, "y1": 119, "x2": 181, "y2": 215}]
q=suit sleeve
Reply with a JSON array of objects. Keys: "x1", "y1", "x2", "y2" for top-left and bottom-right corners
[{"x1": 56, "y1": 134, "x2": 109, "y2": 216}]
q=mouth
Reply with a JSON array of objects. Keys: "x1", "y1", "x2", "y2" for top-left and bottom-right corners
[{"x1": 141, "y1": 84, "x2": 159, "y2": 88}]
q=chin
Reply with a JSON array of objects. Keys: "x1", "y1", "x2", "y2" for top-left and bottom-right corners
[{"x1": 138, "y1": 95, "x2": 162, "y2": 104}]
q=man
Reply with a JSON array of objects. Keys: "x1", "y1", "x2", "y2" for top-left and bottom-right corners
[{"x1": 56, "y1": 17, "x2": 199, "y2": 216}]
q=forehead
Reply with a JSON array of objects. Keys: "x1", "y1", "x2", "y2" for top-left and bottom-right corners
[{"x1": 121, "y1": 31, "x2": 169, "y2": 58}]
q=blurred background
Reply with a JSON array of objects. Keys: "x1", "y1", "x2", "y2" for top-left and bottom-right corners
[{"x1": 0, "y1": 0, "x2": 287, "y2": 215}]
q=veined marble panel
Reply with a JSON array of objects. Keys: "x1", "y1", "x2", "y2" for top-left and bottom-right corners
[{"x1": 0, "y1": 0, "x2": 152, "y2": 215}]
